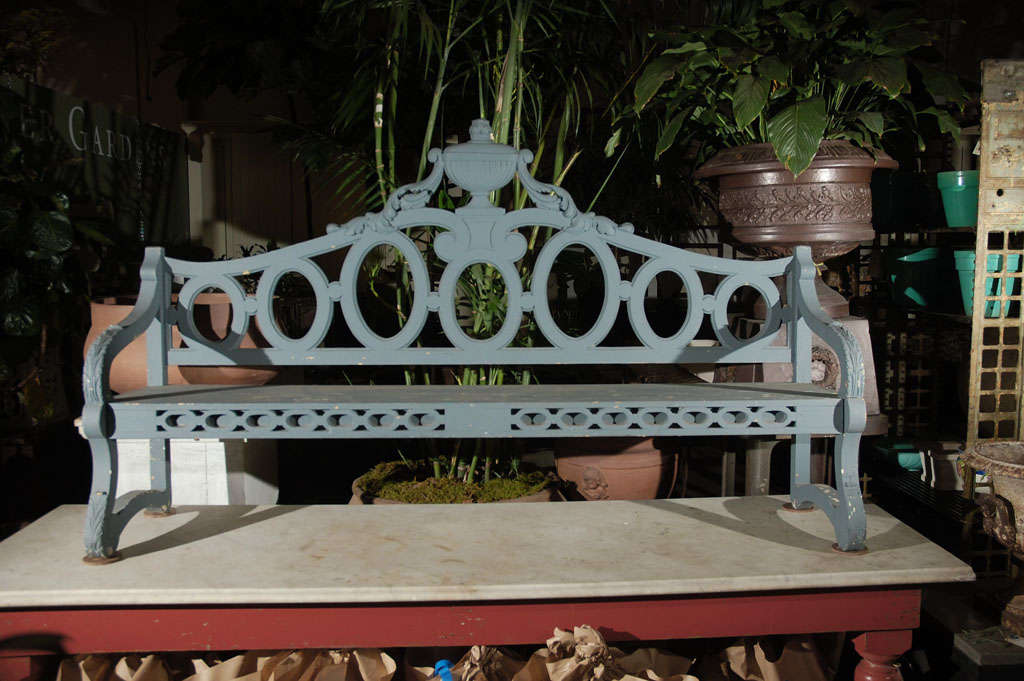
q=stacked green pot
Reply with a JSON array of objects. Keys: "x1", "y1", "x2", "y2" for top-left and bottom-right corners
[{"x1": 937, "y1": 170, "x2": 980, "y2": 228}]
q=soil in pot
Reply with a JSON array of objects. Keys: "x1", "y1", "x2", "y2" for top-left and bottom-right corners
[{"x1": 350, "y1": 460, "x2": 558, "y2": 504}]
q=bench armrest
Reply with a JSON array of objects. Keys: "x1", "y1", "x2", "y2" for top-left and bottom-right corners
[
  {"x1": 786, "y1": 247, "x2": 865, "y2": 401},
  {"x1": 81, "y1": 248, "x2": 167, "y2": 438}
]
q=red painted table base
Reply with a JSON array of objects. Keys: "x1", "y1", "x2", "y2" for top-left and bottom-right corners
[{"x1": 0, "y1": 587, "x2": 920, "y2": 680}]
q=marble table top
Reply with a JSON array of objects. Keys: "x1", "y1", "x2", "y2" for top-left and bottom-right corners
[{"x1": 0, "y1": 497, "x2": 974, "y2": 608}]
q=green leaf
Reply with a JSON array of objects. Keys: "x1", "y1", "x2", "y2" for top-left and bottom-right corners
[
  {"x1": 757, "y1": 56, "x2": 790, "y2": 84},
  {"x1": 919, "y1": 106, "x2": 962, "y2": 141},
  {"x1": 877, "y1": 7, "x2": 919, "y2": 32},
  {"x1": 766, "y1": 98, "x2": 827, "y2": 178},
  {"x1": 763, "y1": 0, "x2": 788, "y2": 7},
  {"x1": 916, "y1": 63, "x2": 967, "y2": 103},
  {"x1": 634, "y1": 56, "x2": 682, "y2": 112},
  {"x1": 880, "y1": 27, "x2": 932, "y2": 52},
  {"x1": 655, "y1": 112, "x2": 687, "y2": 158},
  {"x1": 29, "y1": 210, "x2": 73, "y2": 253},
  {"x1": 778, "y1": 12, "x2": 814, "y2": 39},
  {"x1": 604, "y1": 128, "x2": 622, "y2": 157},
  {"x1": 857, "y1": 112, "x2": 885, "y2": 136},
  {"x1": 834, "y1": 62, "x2": 868, "y2": 87},
  {"x1": 662, "y1": 41, "x2": 705, "y2": 55},
  {"x1": 865, "y1": 58, "x2": 908, "y2": 96},
  {"x1": 732, "y1": 75, "x2": 770, "y2": 129}
]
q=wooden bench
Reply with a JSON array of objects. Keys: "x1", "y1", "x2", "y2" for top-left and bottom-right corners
[{"x1": 81, "y1": 119, "x2": 868, "y2": 563}]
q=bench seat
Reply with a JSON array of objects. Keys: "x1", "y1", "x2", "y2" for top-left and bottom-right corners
[{"x1": 110, "y1": 383, "x2": 842, "y2": 440}]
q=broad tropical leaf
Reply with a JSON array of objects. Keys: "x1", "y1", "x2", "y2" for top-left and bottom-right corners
[
  {"x1": 757, "y1": 56, "x2": 790, "y2": 84},
  {"x1": 917, "y1": 63, "x2": 968, "y2": 102},
  {"x1": 766, "y1": 98, "x2": 827, "y2": 177},
  {"x1": 634, "y1": 56, "x2": 681, "y2": 112},
  {"x1": 655, "y1": 111, "x2": 687, "y2": 158},
  {"x1": 778, "y1": 12, "x2": 814, "y2": 39},
  {"x1": 732, "y1": 75, "x2": 770, "y2": 129},
  {"x1": 865, "y1": 58, "x2": 908, "y2": 96},
  {"x1": 856, "y1": 112, "x2": 884, "y2": 136}
]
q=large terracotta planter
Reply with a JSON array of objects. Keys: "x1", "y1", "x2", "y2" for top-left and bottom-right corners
[
  {"x1": 695, "y1": 140, "x2": 898, "y2": 261},
  {"x1": 553, "y1": 437, "x2": 678, "y2": 500},
  {"x1": 85, "y1": 293, "x2": 279, "y2": 394}
]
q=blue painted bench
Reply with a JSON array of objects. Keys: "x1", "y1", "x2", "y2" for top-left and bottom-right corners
[{"x1": 81, "y1": 119, "x2": 867, "y2": 562}]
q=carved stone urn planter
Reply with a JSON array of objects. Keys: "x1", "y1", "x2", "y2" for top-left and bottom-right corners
[
  {"x1": 961, "y1": 442, "x2": 1024, "y2": 635},
  {"x1": 695, "y1": 140, "x2": 897, "y2": 316}
]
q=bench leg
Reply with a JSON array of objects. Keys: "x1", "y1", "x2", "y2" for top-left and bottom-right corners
[
  {"x1": 84, "y1": 437, "x2": 171, "y2": 563},
  {"x1": 789, "y1": 432, "x2": 868, "y2": 552},
  {"x1": 788, "y1": 434, "x2": 814, "y2": 510},
  {"x1": 832, "y1": 431, "x2": 867, "y2": 552},
  {"x1": 144, "y1": 439, "x2": 174, "y2": 516}
]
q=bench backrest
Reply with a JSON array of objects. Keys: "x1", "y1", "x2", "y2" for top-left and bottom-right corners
[{"x1": 149, "y1": 120, "x2": 795, "y2": 373}]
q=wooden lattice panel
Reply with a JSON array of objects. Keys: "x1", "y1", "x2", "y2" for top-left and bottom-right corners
[{"x1": 968, "y1": 60, "x2": 1024, "y2": 444}]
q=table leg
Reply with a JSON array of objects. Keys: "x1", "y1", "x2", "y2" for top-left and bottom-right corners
[{"x1": 852, "y1": 630, "x2": 912, "y2": 681}]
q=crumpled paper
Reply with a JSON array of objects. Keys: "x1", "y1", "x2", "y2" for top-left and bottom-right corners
[
  {"x1": 724, "y1": 637, "x2": 836, "y2": 681},
  {"x1": 406, "y1": 627, "x2": 694, "y2": 681},
  {"x1": 57, "y1": 655, "x2": 170, "y2": 681},
  {"x1": 406, "y1": 646, "x2": 526, "y2": 681},
  {"x1": 57, "y1": 650, "x2": 396, "y2": 681},
  {"x1": 539, "y1": 626, "x2": 696, "y2": 681}
]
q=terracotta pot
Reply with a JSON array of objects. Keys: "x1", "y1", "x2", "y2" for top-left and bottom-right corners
[
  {"x1": 348, "y1": 480, "x2": 559, "y2": 505},
  {"x1": 85, "y1": 293, "x2": 278, "y2": 394},
  {"x1": 553, "y1": 437, "x2": 678, "y2": 500},
  {"x1": 694, "y1": 141, "x2": 898, "y2": 262}
]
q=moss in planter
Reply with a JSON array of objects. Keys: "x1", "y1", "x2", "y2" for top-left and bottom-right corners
[{"x1": 357, "y1": 460, "x2": 550, "y2": 503}]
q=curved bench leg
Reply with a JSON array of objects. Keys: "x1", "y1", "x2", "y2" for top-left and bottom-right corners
[
  {"x1": 832, "y1": 431, "x2": 867, "y2": 552},
  {"x1": 84, "y1": 437, "x2": 171, "y2": 563},
  {"x1": 788, "y1": 432, "x2": 867, "y2": 552}
]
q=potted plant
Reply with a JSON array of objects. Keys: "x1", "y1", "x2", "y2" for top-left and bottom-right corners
[
  {"x1": 630, "y1": 0, "x2": 966, "y2": 295},
  {"x1": 350, "y1": 458, "x2": 559, "y2": 504}
]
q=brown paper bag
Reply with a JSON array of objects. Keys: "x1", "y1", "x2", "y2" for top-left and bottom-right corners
[
  {"x1": 183, "y1": 649, "x2": 397, "y2": 681},
  {"x1": 537, "y1": 626, "x2": 697, "y2": 681},
  {"x1": 405, "y1": 646, "x2": 524, "y2": 681},
  {"x1": 57, "y1": 655, "x2": 169, "y2": 681},
  {"x1": 725, "y1": 637, "x2": 831, "y2": 681}
]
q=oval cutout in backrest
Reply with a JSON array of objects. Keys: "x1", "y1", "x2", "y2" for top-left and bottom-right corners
[
  {"x1": 727, "y1": 284, "x2": 772, "y2": 339},
  {"x1": 271, "y1": 271, "x2": 316, "y2": 340},
  {"x1": 190, "y1": 288, "x2": 233, "y2": 343},
  {"x1": 455, "y1": 262, "x2": 507, "y2": 340},
  {"x1": 356, "y1": 244, "x2": 415, "y2": 339},
  {"x1": 547, "y1": 244, "x2": 605, "y2": 339},
  {"x1": 643, "y1": 269, "x2": 689, "y2": 339}
]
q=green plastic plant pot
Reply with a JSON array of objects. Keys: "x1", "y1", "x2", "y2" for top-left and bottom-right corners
[
  {"x1": 884, "y1": 247, "x2": 943, "y2": 307},
  {"x1": 937, "y1": 170, "x2": 980, "y2": 228},
  {"x1": 954, "y1": 250, "x2": 1023, "y2": 317}
]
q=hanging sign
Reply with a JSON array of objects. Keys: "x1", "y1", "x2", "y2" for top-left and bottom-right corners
[{"x1": 1, "y1": 75, "x2": 188, "y2": 245}]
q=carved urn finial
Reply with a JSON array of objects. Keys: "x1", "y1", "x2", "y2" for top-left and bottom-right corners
[{"x1": 443, "y1": 119, "x2": 518, "y2": 209}]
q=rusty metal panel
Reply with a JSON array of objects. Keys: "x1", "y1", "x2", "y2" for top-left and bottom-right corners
[{"x1": 968, "y1": 61, "x2": 1024, "y2": 444}]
